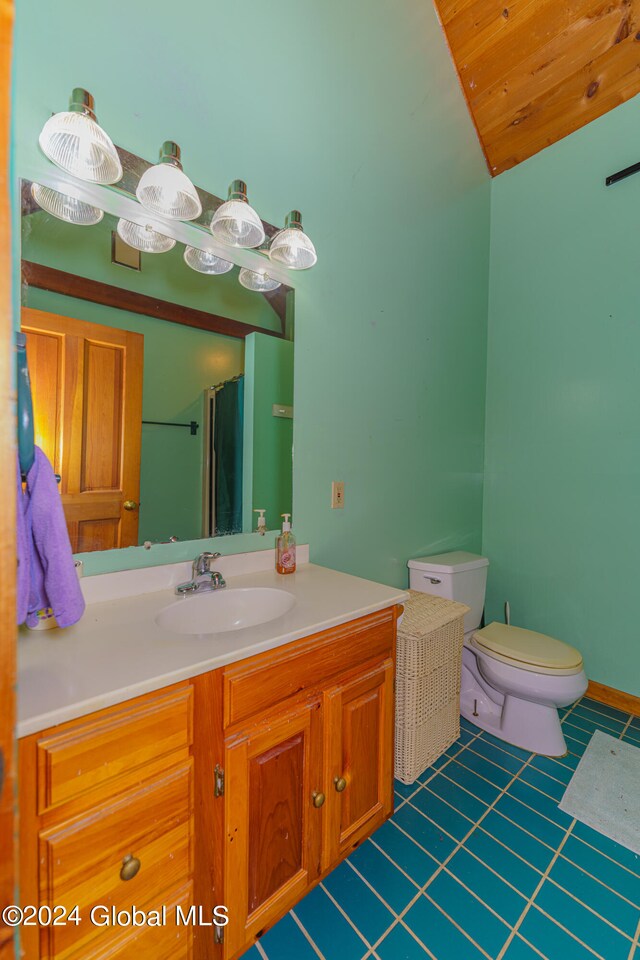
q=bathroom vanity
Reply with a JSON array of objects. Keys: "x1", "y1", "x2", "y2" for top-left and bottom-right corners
[{"x1": 17, "y1": 556, "x2": 406, "y2": 960}]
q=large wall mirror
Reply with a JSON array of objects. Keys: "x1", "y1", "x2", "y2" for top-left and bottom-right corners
[{"x1": 20, "y1": 179, "x2": 294, "y2": 554}]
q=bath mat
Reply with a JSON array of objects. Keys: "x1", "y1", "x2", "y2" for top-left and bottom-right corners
[{"x1": 559, "y1": 730, "x2": 640, "y2": 855}]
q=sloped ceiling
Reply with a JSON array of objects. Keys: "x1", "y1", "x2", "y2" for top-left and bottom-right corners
[{"x1": 433, "y1": 0, "x2": 640, "y2": 175}]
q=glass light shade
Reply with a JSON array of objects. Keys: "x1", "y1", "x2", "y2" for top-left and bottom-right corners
[
  {"x1": 38, "y1": 90, "x2": 122, "y2": 184},
  {"x1": 238, "y1": 267, "x2": 281, "y2": 292},
  {"x1": 116, "y1": 218, "x2": 176, "y2": 254},
  {"x1": 210, "y1": 181, "x2": 265, "y2": 248},
  {"x1": 136, "y1": 144, "x2": 202, "y2": 220},
  {"x1": 269, "y1": 211, "x2": 317, "y2": 270},
  {"x1": 211, "y1": 199, "x2": 265, "y2": 248},
  {"x1": 31, "y1": 182, "x2": 103, "y2": 226},
  {"x1": 184, "y1": 246, "x2": 233, "y2": 275}
]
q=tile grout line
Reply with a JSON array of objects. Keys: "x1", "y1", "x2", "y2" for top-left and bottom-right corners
[
  {"x1": 410, "y1": 727, "x2": 486, "y2": 783},
  {"x1": 439, "y1": 859, "x2": 524, "y2": 927},
  {"x1": 374, "y1": 814, "x2": 536, "y2": 916},
  {"x1": 456, "y1": 735, "x2": 535, "y2": 768},
  {"x1": 627, "y1": 916, "x2": 640, "y2": 960},
  {"x1": 468, "y1": 740, "x2": 569, "y2": 784},
  {"x1": 393, "y1": 729, "x2": 485, "y2": 810},
  {"x1": 368, "y1": 834, "x2": 438, "y2": 890},
  {"x1": 438, "y1": 741, "x2": 524, "y2": 786},
  {"x1": 254, "y1": 939, "x2": 269, "y2": 959},
  {"x1": 532, "y1": 902, "x2": 611, "y2": 960},
  {"x1": 563, "y1": 714, "x2": 629, "y2": 737},
  {"x1": 413, "y1": 763, "x2": 569, "y2": 837},
  {"x1": 288, "y1": 909, "x2": 326, "y2": 960},
  {"x1": 542, "y1": 875, "x2": 635, "y2": 941},
  {"x1": 379, "y1": 798, "x2": 640, "y2": 928},
  {"x1": 495, "y1": 819, "x2": 577, "y2": 960},
  {"x1": 384, "y1": 812, "x2": 456, "y2": 860},
  {"x1": 579, "y1": 698, "x2": 635, "y2": 723},
  {"x1": 368, "y1": 749, "x2": 538, "y2": 960},
  {"x1": 345, "y1": 858, "x2": 405, "y2": 920},
  {"x1": 513, "y1": 933, "x2": 550, "y2": 960},
  {"x1": 553, "y1": 850, "x2": 640, "y2": 910},
  {"x1": 568, "y1": 831, "x2": 640, "y2": 882},
  {"x1": 620, "y1": 715, "x2": 634, "y2": 740},
  {"x1": 271, "y1": 699, "x2": 638, "y2": 960},
  {"x1": 444, "y1": 754, "x2": 564, "y2": 805},
  {"x1": 317, "y1": 880, "x2": 374, "y2": 952},
  {"x1": 561, "y1": 701, "x2": 580, "y2": 723}
]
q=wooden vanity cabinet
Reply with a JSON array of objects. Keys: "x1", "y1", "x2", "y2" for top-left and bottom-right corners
[
  {"x1": 18, "y1": 684, "x2": 194, "y2": 960},
  {"x1": 209, "y1": 604, "x2": 400, "y2": 960},
  {"x1": 19, "y1": 603, "x2": 401, "y2": 960}
]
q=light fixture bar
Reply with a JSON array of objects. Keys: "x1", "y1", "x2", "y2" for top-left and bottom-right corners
[{"x1": 20, "y1": 156, "x2": 297, "y2": 286}]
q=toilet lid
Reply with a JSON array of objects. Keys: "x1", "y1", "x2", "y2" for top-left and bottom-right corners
[{"x1": 472, "y1": 622, "x2": 583, "y2": 671}]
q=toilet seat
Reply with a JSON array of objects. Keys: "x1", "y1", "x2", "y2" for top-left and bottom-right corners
[{"x1": 471, "y1": 622, "x2": 583, "y2": 676}]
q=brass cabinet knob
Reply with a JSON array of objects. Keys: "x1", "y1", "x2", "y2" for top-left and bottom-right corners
[
  {"x1": 312, "y1": 791, "x2": 325, "y2": 808},
  {"x1": 120, "y1": 854, "x2": 141, "y2": 881},
  {"x1": 334, "y1": 776, "x2": 347, "y2": 793},
  {"x1": 123, "y1": 500, "x2": 139, "y2": 511}
]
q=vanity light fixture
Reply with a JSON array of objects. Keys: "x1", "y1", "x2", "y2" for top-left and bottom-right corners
[
  {"x1": 136, "y1": 141, "x2": 202, "y2": 221},
  {"x1": 116, "y1": 218, "x2": 176, "y2": 254},
  {"x1": 238, "y1": 267, "x2": 281, "y2": 292},
  {"x1": 269, "y1": 210, "x2": 317, "y2": 270},
  {"x1": 210, "y1": 180, "x2": 265, "y2": 249},
  {"x1": 183, "y1": 245, "x2": 233, "y2": 275},
  {"x1": 31, "y1": 182, "x2": 104, "y2": 226},
  {"x1": 38, "y1": 88, "x2": 122, "y2": 184}
]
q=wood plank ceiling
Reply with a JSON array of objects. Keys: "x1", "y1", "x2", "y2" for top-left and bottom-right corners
[{"x1": 433, "y1": 0, "x2": 640, "y2": 175}]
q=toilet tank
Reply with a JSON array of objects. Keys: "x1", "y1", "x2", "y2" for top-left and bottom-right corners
[{"x1": 407, "y1": 551, "x2": 489, "y2": 634}]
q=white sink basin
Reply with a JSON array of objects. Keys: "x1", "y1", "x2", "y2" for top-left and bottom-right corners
[{"x1": 156, "y1": 587, "x2": 296, "y2": 636}]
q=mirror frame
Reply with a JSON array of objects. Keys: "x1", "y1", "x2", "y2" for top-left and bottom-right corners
[{"x1": 17, "y1": 162, "x2": 300, "y2": 575}]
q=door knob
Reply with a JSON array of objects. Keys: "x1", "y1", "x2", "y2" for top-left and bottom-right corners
[
  {"x1": 120, "y1": 854, "x2": 141, "y2": 881},
  {"x1": 333, "y1": 775, "x2": 347, "y2": 793},
  {"x1": 123, "y1": 500, "x2": 139, "y2": 511},
  {"x1": 311, "y1": 791, "x2": 325, "y2": 808}
]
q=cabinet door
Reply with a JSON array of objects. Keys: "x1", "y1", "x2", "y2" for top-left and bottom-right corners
[
  {"x1": 324, "y1": 659, "x2": 394, "y2": 867},
  {"x1": 223, "y1": 700, "x2": 323, "y2": 959}
]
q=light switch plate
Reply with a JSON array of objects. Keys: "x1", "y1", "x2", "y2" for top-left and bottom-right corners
[
  {"x1": 272, "y1": 403, "x2": 293, "y2": 419},
  {"x1": 331, "y1": 481, "x2": 345, "y2": 509}
]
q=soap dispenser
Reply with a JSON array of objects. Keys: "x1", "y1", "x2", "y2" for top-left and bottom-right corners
[
  {"x1": 275, "y1": 514, "x2": 296, "y2": 574},
  {"x1": 254, "y1": 508, "x2": 267, "y2": 535}
]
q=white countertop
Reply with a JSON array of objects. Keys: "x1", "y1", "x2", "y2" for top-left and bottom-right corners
[{"x1": 18, "y1": 558, "x2": 407, "y2": 737}]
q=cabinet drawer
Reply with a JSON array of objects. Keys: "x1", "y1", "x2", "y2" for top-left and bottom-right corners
[
  {"x1": 224, "y1": 607, "x2": 396, "y2": 729},
  {"x1": 89, "y1": 884, "x2": 193, "y2": 960},
  {"x1": 39, "y1": 760, "x2": 193, "y2": 960},
  {"x1": 37, "y1": 685, "x2": 192, "y2": 814}
]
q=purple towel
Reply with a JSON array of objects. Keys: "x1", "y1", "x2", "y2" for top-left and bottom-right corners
[
  {"x1": 24, "y1": 447, "x2": 85, "y2": 629},
  {"x1": 16, "y1": 456, "x2": 29, "y2": 624}
]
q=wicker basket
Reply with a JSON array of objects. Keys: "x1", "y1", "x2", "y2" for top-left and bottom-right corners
[
  {"x1": 395, "y1": 590, "x2": 469, "y2": 784},
  {"x1": 395, "y1": 701, "x2": 460, "y2": 784}
]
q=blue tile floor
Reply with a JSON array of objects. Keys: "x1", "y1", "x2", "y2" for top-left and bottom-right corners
[{"x1": 244, "y1": 696, "x2": 640, "y2": 960}]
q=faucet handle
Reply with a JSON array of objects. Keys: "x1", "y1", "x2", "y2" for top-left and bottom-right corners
[{"x1": 193, "y1": 551, "x2": 221, "y2": 576}]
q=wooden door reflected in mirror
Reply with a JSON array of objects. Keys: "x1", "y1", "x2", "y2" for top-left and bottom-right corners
[{"x1": 22, "y1": 307, "x2": 143, "y2": 552}]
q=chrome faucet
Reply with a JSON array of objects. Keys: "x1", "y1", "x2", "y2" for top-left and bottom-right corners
[{"x1": 176, "y1": 552, "x2": 226, "y2": 595}]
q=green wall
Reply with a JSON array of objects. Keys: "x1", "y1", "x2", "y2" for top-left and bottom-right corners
[
  {"x1": 12, "y1": 0, "x2": 490, "y2": 578},
  {"x1": 484, "y1": 94, "x2": 640, "y2": 694},
  {"x1": 243, "y1": 333, "x2": 294, "y2": 534}
]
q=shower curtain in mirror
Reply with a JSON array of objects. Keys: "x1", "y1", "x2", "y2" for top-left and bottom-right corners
[{"x1": 213, "y1": 376, "x2": 244, "y2": 535}]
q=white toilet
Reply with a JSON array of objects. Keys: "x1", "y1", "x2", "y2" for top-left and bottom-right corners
[{"x1": 407, "y1": 551, "x2": 588, "y2": 756}]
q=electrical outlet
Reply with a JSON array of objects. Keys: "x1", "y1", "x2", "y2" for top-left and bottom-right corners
[{"x1": 331, "y1": 481, "x2": 345, "y2": 509}]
